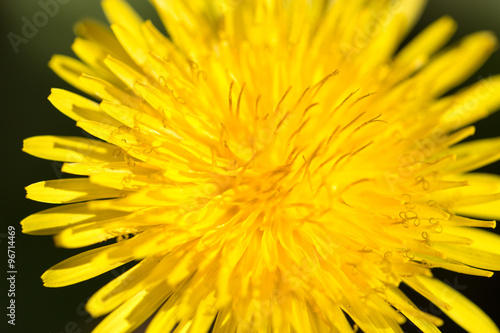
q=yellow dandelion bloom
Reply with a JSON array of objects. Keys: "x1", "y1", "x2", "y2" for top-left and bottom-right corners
[{"x1": 22, "y1": 0, "x2": 500, "y2": 332}]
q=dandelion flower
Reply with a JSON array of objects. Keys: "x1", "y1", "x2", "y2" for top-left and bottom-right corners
[{"x1": 23, "y1": 0, "x2": 500, "y2": 332}]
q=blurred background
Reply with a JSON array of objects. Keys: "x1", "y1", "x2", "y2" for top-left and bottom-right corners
[{"x1": 1, "y1": 1, "x2": 499, "y2": 332}]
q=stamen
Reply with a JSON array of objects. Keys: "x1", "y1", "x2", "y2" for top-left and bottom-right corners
[
  {"x1": 228, "y1": 81, "x2": 235, "y2": 114},
  {"x1": 236, "y1": 83, "x2": 246, "y2": 117},
  {"x1": 161, "y1": 108, "x2": 168, "y2": 128},
  {"x1": 219, "y1": 123, "x2": 228, "y2": 144},
  {"x1": 312, "y1": 153, "x2": 337, "y2": 174},
  {"x1": 338, "y1": 178, "x2": 370, "y2": 196},
  {"x1": 187, "y1": 59, "x2": 198, "y2": 70},
  {"x1": 354, "y1": 113, "x2": 387, "y2": 133},
  {"x1": 346, "y1": 141, "x2": 373, "y2": 160},
  {"x1": 351, "y1": 92, "x2": 377, "y2": 107},
  {"x1": 334, "y1": 89, "x2": 359, "y2": 112},
  {"x1": 311, "y1": 70, "x2": 339, "y2": 98},
  {"x1": 301, "y1": 103, "x2": 319, "y2": 120},
  {"x1": 275, "y1": 112, "x2": 290, "y2": 133},
  {"x1": 113, "y1": 148, "x2": 122, "y2": 157},
  {"x1": 197, "y1": 71, "x2": 207, "y2": 81},
  {"x1": 295, "y1": 86, "x2": 310, "y2": 107},
  {"x1": 254, "y1": 95, "x2": 262, "y2": 120},
  {"x1": 330, "y1": 142, "x2": 373, "y2": 171},
  {"x1": 339, "y1": 111, "x2": 366, "y2": 133},
  {"x1": 325, "y1": 126, "x2": 340, "y2": 147},
  {"x1": 287, "y1": 118, "x2": 310, "y2": 146},
  {"x1": 275, "y1": 86, "x2": 292, "y2": 114},
  {"x1": 331, "y1": 152, "x2": 350, "y2": 171}
]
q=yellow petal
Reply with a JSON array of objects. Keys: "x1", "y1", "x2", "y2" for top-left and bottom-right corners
[
  {"x1": 145, "y1": 298, "x2": 186, "y2": 333},
  {"x1": 102, "y1": 0, "x2": 144, "y2": 40},
  {"x1": 394, "y1": 0, "x2": 428, "y2": 31},
  {"x1": 41, "y1": 244, "x2": 134, "y2": 287},
  {"x1": 417, "y1": 32, "x2": 497, "y2": 97},
  {"x1": 434, "y1": 241, "x2": 500, "y2": 271},
  {"x1": 62, "y1": 161, "x2": 157, "y2": 176},
  {"x1": 76, "y1": 120, "x2": 181, "y2": 169},
  {"x1": 47, "y1": 88, "x2": 119, "y2": 126},
  {"x1": 26, "y1": 178, "x2": 123, "y2": 204},
  {"x1": 89, "y1": 172, "x2": 152, "y2": 190},
  {"x1": 444, "y1": 227, "x2": 500, "y2": 255},
  {"x1": 151, "y1": 0, "x2": 219, "y2": 55},
  {"x1": 290, "y1": 298, "x2": 314, "y2": 333},
  {"x1": 61, "y1": 162, "x2": 120, "y2": 176},
  {"x1": 75, "y1": 121, "x2": 144, "y2": 157},
  {"x1": 328, "y1": 305, "x2": 356, "y2": 333},
  {"x1": 100, "y1": 101, "x2": 166, "y2": 135},
  {"x1": 414, "y1": 253, "x2": 493, "y2": 277},
  {"x1": 77, "y1": 74, "x2": 129, "y2": 103},
  {"x1": 445, "y1": 138, "x2": 500, "y2": 174},
  {"x1": 439, "y1": 76, "x2": 500, "y2": 131},
  {"x1": 186, "y1": 292, "x2": 218, "y2": 333},
  {"x1": 54, "y1": 220, "x2": 138, "y2": 248},
  {"x1": 86, "y1": 257, "x2": 160, "y2": 316},
  {"x1": 357, "y1": 13, "x2": 406, "y2": 74},
  {"x1": 71, "y1": 37, "x2": 124, "y2": 85},
  {"x1": 442, "y1": 173, "x2": 500, "y2": 219},
  {"x1": 141, "y1": 20, "x2": 179, "y2": 60},
  {"x1": 49, "y1": 55, "x2": 102, "y2": 98},
  {"x1": 74, "y1": 19, "x2": 133, "y2": 64},
  {"x1": 455, "y1": 201, "x2": 500, "y2": 220},
  {"x1": 111, "y1": 23, "x2": 149, "y2": 66},
  {"x1": 23, "y1": 135, "x2": 118, "y2": 163},
  {"x1": 401, "y1": 276, "x2": 451, "y2": 311},
  {"x1": 393, "y1": 16, "x2": 456, "y2": 80},
  {"x1": 210, "y1": 306, "x2": 237, "y2": 333},
  {"x1": 20, "y1": 201, "x2": 129, "y2": 235},
  {"x1": 386, "y1": 286, "x2": 443, "y2": 333},
  {"x1": 133, "y1": 82, "x2": 171, "y2": 111},
  {"x1": 44, "y1": 227, "x2": 171, "y2": 288},
  {"x1": 340, "y1": 296, "x2": 403, "y2": 333},
  {"x1": 92, "y1": 281, "x2": 171, "y2": 333},
  {"x1": 416, "y1": 276, "x2": 500, "y2": 333},
  {"x1": 103, "y1": 55, "x2": 148, "y2": 90},
  {"x1": 446, "y1": 214, "x2": 496, "y2": 228}
]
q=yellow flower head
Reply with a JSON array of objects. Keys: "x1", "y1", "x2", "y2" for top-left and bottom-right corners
[{"x1": 23, "y1": 0, "x2": 500, "y2": 332}]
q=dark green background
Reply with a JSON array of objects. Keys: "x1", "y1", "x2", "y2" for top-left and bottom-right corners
[{"x1": 1, "y1": 1, "x2": 499, "y2": 332}]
